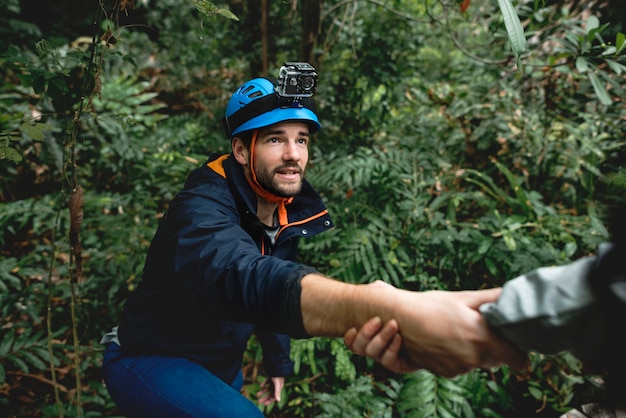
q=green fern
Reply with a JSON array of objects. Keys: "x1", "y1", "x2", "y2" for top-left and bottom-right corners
[
  {"x1": 0, "y1": 121, "x2": 51, "y2": 164},
  {"x1": 306, "y1": 146, "x2": 433, "y2": 287},
  {"x1": 330, "y1": 338, "x2": 356, "y2": 382},
  {"x1": 290, "y1": 338, "x2": 319, "y2": 376},
  {"x1": 0, "y1": 328, "x2": 58, "y2": 385},
  {"x1": 315, "y1": 375, "x2": 399, "y2": 418},
  {"x1": 397, "y1": 370, "x2": 476, "y2": 418}
]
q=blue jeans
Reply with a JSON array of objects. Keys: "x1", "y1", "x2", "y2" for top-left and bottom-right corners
[{"x1": 102, "y1": 342, "x2": 264, "y2": 418}]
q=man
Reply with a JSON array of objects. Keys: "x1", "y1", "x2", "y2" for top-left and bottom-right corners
[{"x1": 102, "y1": 72, "x2": 525, "y2": 417}]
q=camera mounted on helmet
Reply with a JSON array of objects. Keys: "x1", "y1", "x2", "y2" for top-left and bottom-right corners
[
  {"x1": 276, "y1": 62, "x2": 318, "y2": 99},
  {"x1": 222, "y1": 62, "x2": 320, "y2": 138}
]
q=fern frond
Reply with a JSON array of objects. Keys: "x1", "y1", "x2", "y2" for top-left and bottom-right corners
[{"x1": 398, "y1": 370, "x2": 476, "y2": 418}]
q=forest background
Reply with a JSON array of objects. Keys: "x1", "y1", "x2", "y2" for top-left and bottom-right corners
[{"x1": 1, "y1": 0, "x2": 625, "y2": 417}]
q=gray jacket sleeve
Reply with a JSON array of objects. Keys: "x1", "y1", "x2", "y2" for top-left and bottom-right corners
[{"x1": 479, "y1": 244, "x2": 614, "y2": 362}]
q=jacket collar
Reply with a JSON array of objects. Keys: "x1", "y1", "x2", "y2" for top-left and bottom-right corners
[{"x1": 211, "y1": 153, "x2": 333, "y2": 230}]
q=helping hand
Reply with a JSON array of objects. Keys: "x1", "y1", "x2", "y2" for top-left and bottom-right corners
[
  {"x1": 344, "y1": 281, "x2": 527, "y2": 377},
  {"x1": 344, "y1": 316, "x2": 419, "y2": 373}
]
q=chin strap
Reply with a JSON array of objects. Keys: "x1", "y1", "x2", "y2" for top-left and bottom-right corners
[{"x1": 245, "y1": 129, "x2": 293, "y2": 226}]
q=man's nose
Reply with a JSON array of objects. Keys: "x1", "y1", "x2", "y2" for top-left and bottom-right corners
[{"x1": 283, "y1": 141, "x2": 301, "y2": 161}]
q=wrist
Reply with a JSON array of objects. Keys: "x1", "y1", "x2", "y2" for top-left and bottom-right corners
[{"x1": 300, "y1": 274, "x2": 397, "y2": 336}]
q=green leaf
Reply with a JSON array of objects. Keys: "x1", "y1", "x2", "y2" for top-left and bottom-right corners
[
  {"x1": 485, "y1": 257, "x2": 498, "y2": 275},
  {"x1": 585, "y1": 15, "x2": 600, "y2": 40},
  {"x1": 493, "y1": 160, "x2": 533, "y2": 216},
  {"x1": 575, "y1": 56, "x2": 588, "y2": 73},
  {"x1": 477, "y1": 237, "x2": 492, "y2": 255},
  {"x1": 503, "y1": 233, "x2": 517, "y2": 250},
  {"x1": 0, "y1": 144, "x2": 23, "y2": 163},
  {"x1": 438, "y1": 403, "x2": 460, "y2": 418},
  {"x1": 216, "y1": 8, "x2": 239, "y2": 21},
  {"x1": 587, "y1": 72, "x2": 612, "y2": 105},
  {"x1": 190, "y1": 0, "x2": 239, "y2": 21},
  {"x1": 528, "y1": 385, "x2": 543, "y2": 399},
  {"x1": 563, "y1": 241, "x2": 577, "y2": 258},
  {"x1": 605, "y1": 59, "x2": 626, "y2": 75},
  {"x1": 20, "y1": 121, "x2": 51, "y2": 141},
  {"x1": 496, "y1": 0, "x2": 527, "y2": 57},
  {"x1": 20, "y1": 350, "x2": 47, "y2": 371},
  {"x1": 7, "y1": 355, "x2": 29, "y2": 373},
  {"x1": 0, "y1": 332, "x2": 15, "y2": 357},
  {"x1": 616, "y1": 32, "x2": 625, "y2": 54}
]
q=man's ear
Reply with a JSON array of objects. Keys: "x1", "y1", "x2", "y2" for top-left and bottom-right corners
[{"x1": 232, "y1": 137, "x2": 249, "y2": 166}]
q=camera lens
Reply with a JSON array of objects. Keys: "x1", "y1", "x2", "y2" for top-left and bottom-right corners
[{"x1": 300, "y1": 76, "x2": 315, "y2": 91}]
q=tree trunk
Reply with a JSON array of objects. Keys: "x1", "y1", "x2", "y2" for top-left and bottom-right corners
[{"x1": 300, "y1": 0, "x2": 321, "y2": 65}]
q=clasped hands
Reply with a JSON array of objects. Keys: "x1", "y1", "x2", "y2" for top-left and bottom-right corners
[{"x1": 343, "y1": 281, "x2": 527, "y2": 377}]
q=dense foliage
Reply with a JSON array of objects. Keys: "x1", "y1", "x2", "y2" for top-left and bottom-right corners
[{"x1": 1, "y1": 0, "x2": 625, "y2": 417}]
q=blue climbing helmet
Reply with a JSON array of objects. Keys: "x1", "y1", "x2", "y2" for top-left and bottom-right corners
[{"x1": 222, "y1": 77, "x2": 321, "y2": 138}]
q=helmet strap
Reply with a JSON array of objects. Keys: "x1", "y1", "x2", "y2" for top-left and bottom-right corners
[{"x1": 245, "y1": 129, "x2": 293, "y2": 225}]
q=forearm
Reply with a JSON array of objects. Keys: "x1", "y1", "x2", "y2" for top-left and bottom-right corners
[{"x1": 300, "y1": 274, "x2": 398, "y2": 336}]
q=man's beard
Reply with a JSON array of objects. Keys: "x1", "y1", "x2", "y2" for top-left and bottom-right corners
[{"x1": 254, "y1": 163, "x2": 304, "y2": 198}]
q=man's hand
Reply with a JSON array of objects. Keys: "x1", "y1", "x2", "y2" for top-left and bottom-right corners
[
  {"x1": 344, "y1": 280, "x2": 418, "y2": 373},
  {"x1": 344, "y1": 316, "x2": 419, "y2": 373},
  {"x1": 390, "y1": 287, "x2": 528, "y2": 377},
  {"x1": 256, "y1": 377, "x2": 284, "y2": 406}
]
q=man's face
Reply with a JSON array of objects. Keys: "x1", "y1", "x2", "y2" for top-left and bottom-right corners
[{"x1": 250, "y1": 121, "x2": 310, "y2": 198}]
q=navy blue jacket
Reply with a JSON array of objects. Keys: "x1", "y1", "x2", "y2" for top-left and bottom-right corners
[{"x1": 117, "y1": 153, "x2": 334, "y2": 383}]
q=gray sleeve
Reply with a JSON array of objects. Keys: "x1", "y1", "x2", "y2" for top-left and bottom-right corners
[{"x1": 479, "y1": 255, "x2": 608, "y2": 361}]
